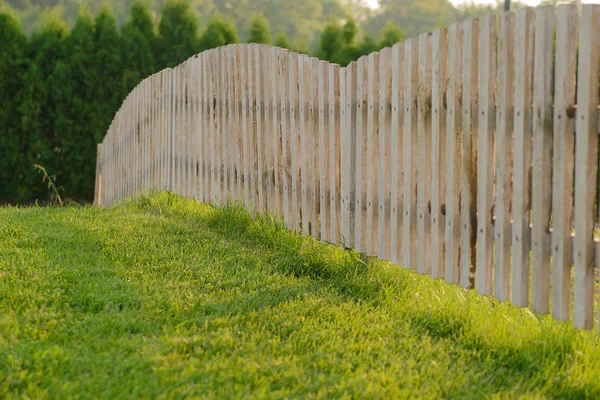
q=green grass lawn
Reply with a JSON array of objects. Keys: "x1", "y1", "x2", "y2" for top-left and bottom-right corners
[{"x1": 1, "y1": 192, "x2": 599, "y2": 399}]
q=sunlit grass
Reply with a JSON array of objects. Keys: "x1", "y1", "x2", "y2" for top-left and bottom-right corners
[{"x1": 1, "y1": 191, "x2": 599, "y2": 399}]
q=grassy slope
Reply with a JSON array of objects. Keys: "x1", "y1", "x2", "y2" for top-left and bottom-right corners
[{"x1": 1, "y1": 192, "x2": 599, "y2": 399}]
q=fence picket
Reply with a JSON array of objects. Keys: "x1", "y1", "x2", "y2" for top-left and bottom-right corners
[
  {"x1": 263, "y1": 46, "x2": 272, "y2": 213},
  {"x1": 573, "y1": 5, "x2": 600, "y2": 330},
  {"x1": 202, "y1": 53, "x2": 210, "y2": 203},
  {"x1": 279, "y1": 50, "x2": 291, "y2": 227},
  {"x1": 403, "y1": 40, "x2": 418, "y2": 271},
  {"x1": 250, "y1": 47, "x2": 259, "y2": 210},
  {"x1": 417, "y1": 33, "x2": 432, "y2": 275},
  {"x1": 330, "y1": 63, "x2": 341, "y2": 245},
  {"x1": 366, "y1": 52, "x2": 380, "y2": 256},
  {"x1": 531, "y1": 6, "x2": 555, "y2": 314},
  {"x1": 551, "y1": 5, "x2": 577, "y2": 321},
  {"x1": 461, "y1": 19, "x2": 479, "y2": 289},
  {"x1": 289, "y1": 52, "x2": 300, "y2": 229},
  {"x1": 318, "y1": 61, "x2": 329, "y2": 241},
  {"x1": 355, "y1": 57, "x2": 367, "y2": 253},
  {"x1": 341, "y1": 64, "x2": 355, "y2": 249},
  {"x1": 512, "y1": 8, "x2": 534, "y2": 307},
  {"x1": 476, "y1": 14, "x2": 496, "y2": 296},
  {"x1": 431, "y1": 28, "x2": 448, "y2": 279},
  {"x1": 378, "y1": 48, "x2": 392, "y2": 261},
  {"x1": 390, "y1": 43, "x2": 404, "y2": 265},
  {"x1": 254, "y1": 45, "x2": 265, "y2": 213},
  {"x1": 445, "y1": 23, "x2": 462, "y2": 285},
  {"x1": 299, "y1": 55, "x2": 309, "y2": 235},
  {"x1": 233, "y1": 47, "x2": 242, "y2": 204},
  {"x1": 271, "y1": 48, "x2": 281, "y2": 215},
  {"x1": 184, "y1": 64, "x2": 191, "y2": 199},
  {"x1": 494, "y1": 12, "x2": 515, "y2": 301},
  {"x1": 309, "y1": 58, "x2": 320, "y2": 239},
  {"x1": 220, "y1": 48, "x2": 228, "y2": 203}
]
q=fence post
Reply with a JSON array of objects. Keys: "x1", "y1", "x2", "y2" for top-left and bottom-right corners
[{"x1": 94, "y1": 143, "x2": 103, "y2": 207}]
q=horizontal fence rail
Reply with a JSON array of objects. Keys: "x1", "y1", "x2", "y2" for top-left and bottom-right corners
[{"x1": 96, "y1": 5, "x2": 600, "y2": 331}]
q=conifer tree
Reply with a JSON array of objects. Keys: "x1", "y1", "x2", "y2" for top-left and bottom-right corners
[
  {"x1": 57, "y1": 7, "x2": 96, "y2": 200},
  {"x1": 293, "y1": 34, "x2": 309, "y2": 55},
  {"x1": 318, "y1": 19, "x2": 342, "y2": 61},
  {"x1": 93, "y1": 8, "x2": 125, "y2": 143},
  {"x1": 378, "y1": 20, "x2": 403, "y2": 49},
  {"x1": 219, "y1": 15, "x2": 238, "y2": 45},
  {"x1": 155, "y1": 0, "x2": 200, "y2": 69},
  {"x1": 121, "y1": 0, "x2": 156, "y2": 93},
  {"x1": 198, "y1": 14, "x2": 238, "y2": 51},
  {"x1": 0, "y1": 10, "x2": 27, "y2": 202},
  {"x1": 19, "y1": 18, "x2": 68, "y2": 201},
  {"x1": 248, "y1": 15, "x2": 271, "y2": 45},
  {"x1": 274, "y1": 30, "x2": 291, "y2": 50}
]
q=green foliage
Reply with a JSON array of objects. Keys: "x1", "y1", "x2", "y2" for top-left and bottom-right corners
[
  {"x1": 274, "y1": 30, "x2": 291, "y2": 50},
  {"x1": 154, "y1": 0, "x2": 199, "y2": 69},
  {"x1": 247, "y1": 15, "x2": 271, "y2": 45},
  {"x1": 1, "y1": 192, "x2": 600, "y2": 398},
  {"x1": 317, "y1": 17, "x2": 376, "y2": 66},
  {"x1": 198, "y1": 13, "x2": 237, "y2": 51},
  {"x1": 342, "y1": 17, "x2": 357, "y2": 45},
  {"x1": 0, "y1": 10, "x2": 26, "y2": 203},
  {"x1": 318, "y1": 19, "x2": 343, "y2": 61},
  {"x1": 18, "y1": 20, "x2": 68, "y2": 202},
  {"x1": 364, "y1": 0, "x2": 456, "y2": 40},
  {"x1": 93, "y1": 8, "x2": 125, "y2": 143},
  {"x1": 378, "y1": 19, "x2": 403, "y2": 49},
  {"x1": 121, "y1": 0, "x2": 156, "y2": 93},
  {"x1": 292, "y1": 34, "x2": 309, "y2": 55},
  {"x1": 358, "y1": 34, "x2": 377, "y2": 55},
  {"x1": 58, "y1": 10, "x2": 96, "y2": 200}
]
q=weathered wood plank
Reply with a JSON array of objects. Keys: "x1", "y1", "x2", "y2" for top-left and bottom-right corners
[
  {"x1": 445, "y1": 23, "x2": 463, "y2": 285},
  {"x1": 403, "y1": 40, "x2": 418, "y2": 271},
  {"x1": 279, "y1": 49, "x2": 291, "y2": 227},
  {"x1": 531, "y1": 6, "x2": 555, "y2": 314},
  {"x1": 263, "y1": 46, "x2": 272, "y2": 213},
  {"x1": 220, "y1": 48, "x2": 228, "y2": 203},
  {"x1": 378, "y1": 48, "x2": 392, "y2": 261},
  {"x1": 366, "y1": 52, "x2": 380, "y2": 256},
  {"x1": 241, "y1": 47, "x2": 250, "y2": 209},
  {"x1": 298, "y1": 55, "x2": 309, "y2": 235},
  {"x1": 390, "y1": 42, "x2": 404, "y2": 265},
  {"x1": 309, "y1": 57, "x2": 320, "y2": 239},
  {"x1": 318, "y1": 60, "x2": 329, "y2": 240},
  {"x1": 512, "y1": 8, "x2": 534, "y2": 307},
  {"x1": 461, "y1": 19, "x2": 479, "y2": 289},
  {"x1": 330, "y1": 63, "x2": 341, "y2": 245},
  {"x1": 417, "y1": 33, "x2": 432, "y2": 276},
  {"x1": 494, "y1": 12, "x2": 515, "y2": 301},
  {"x1": 271, "y1": 47, "x2": 281, "y2": 216},
  {"x1": 248, "y1": 45, "x2": 258, "y2": 211},
  {"x1": 431, "y1": 28, "x2": 448, "y2": 279},
  {"x1": 355, "y1": 57, "x2": 367, "y2": 253},
  {"x1": 289, "y1": 52, "x2": 300, "y2": 229},
  {"x1": 573, "y1": 5, "x2": 600, "y2": 330},
  {"x1": 551, "y1": 5, "x2": 577, "y2": 321},
  {"x1": 255, "y1": 45, "x2": 265, "y2": 213},
  {"x1": 341, "y1": 63, "x2": 356, "y2": 249},
  {"x1": 476, "y1": 14, "x2": 496, "y2": 296}
]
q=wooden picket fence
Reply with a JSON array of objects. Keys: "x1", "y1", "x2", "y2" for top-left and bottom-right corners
[{"x1": 95, "y1": 5, "x2": 600, "y2": 330}]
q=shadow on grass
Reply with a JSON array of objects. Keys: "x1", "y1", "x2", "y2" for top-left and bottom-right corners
[{"x1": 126, "y1": 193, "x2": 598, "y2": 398}]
